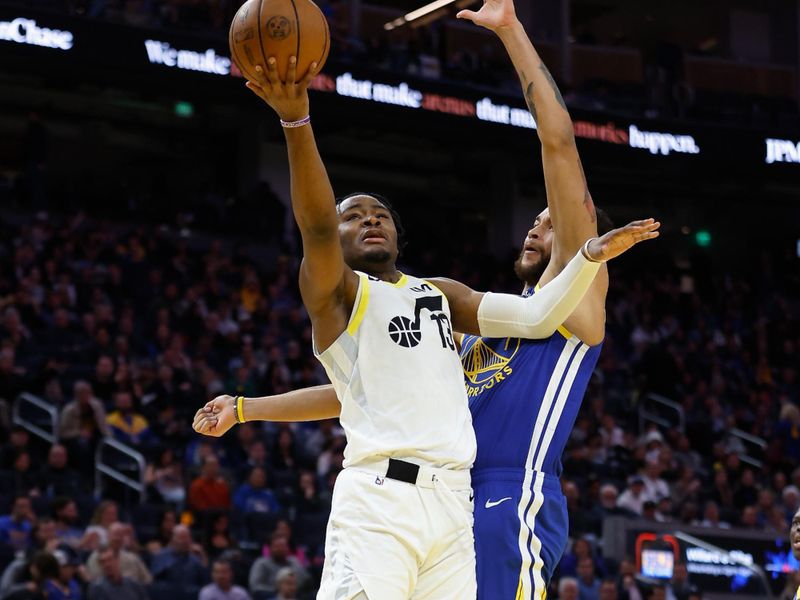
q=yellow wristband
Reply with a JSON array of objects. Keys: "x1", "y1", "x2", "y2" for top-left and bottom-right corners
[{"x1": 236, "y1": 396, "x2": 246, "y2": 424}]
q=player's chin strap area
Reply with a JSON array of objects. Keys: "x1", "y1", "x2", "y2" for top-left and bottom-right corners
[{"x1": 476, "y1": 245, "x2": 602, "y2": 339}]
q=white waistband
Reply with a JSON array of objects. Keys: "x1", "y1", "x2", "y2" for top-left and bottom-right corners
[{"x1": 352, "y1": 458, "x2": 472, "y2": 490}]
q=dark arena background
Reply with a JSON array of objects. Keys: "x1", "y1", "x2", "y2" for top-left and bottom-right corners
[{"x1": 1, "y1": 0, "x2": 800, "y2": 599}]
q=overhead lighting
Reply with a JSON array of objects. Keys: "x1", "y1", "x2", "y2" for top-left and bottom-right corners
[{"x1": 384, "y1": 0, "x2": 467, "y2": 30}]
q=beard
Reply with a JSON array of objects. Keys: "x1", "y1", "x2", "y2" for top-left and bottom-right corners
[{"x1": 513, "y1": 249, "x2": 550, "y2": 286}]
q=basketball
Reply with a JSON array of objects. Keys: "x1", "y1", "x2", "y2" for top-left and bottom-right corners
[{"x1": 229, "y1": 0, "x2": 330, "y2": 83}]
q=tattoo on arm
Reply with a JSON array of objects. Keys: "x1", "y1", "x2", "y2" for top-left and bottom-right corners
[
  {"x1": 538, "y1": 62, "x2": 567, "y2": 112},
  {"x1": 576, "y1": 157, "x2": 597, "y2": 223},
  {"x1": 523, "y1": 82, "x2": 538, "y2": 123}
]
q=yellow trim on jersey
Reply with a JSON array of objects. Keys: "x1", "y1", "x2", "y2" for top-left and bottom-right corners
[
  {"x1": 390, "y1": 272, "x2": 408, "y2": 288},
  {"x1": 533, "y1": 284, "x2": 573, "y2": 340},
  {"x1": 346, "y1": 274, "x2": 371, "y2": 335},
  {"x1": 516, "y1": 575, "x2": 523, "y2": 600}
]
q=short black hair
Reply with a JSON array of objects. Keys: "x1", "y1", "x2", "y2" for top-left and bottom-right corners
[{"x1": 335, "y1": 192, "x2": 408, "y2": 255}]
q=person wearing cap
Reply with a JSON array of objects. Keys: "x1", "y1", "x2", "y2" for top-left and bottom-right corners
[
  {"x1": 618, "y1": 476, "x2": 647, "y2": 515},
  {"x1": 45, "y1": 548, "x2": 82, "y2": 600}
]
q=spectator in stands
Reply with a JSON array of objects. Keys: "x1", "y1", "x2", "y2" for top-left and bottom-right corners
[
  {"x1": 150, "y1": 525, "x2": 207, "y2": 590},
  {"x1": 106, "y1": 391, "x2": 152, "y2": 447},
  {"x1": 3, "y1": 551, "x2": 60, "y2": 600},
  {"x1": 86, "y1": 546, "x2": 148, "y2": 600},
  {"x1": 558, "y1": 577, "x2": 579, "y2": 600},
  {"x1": 694, "y1": 500, "x2": 730, "y2": 529},
  {"x1": 235, "y1": 440, "x2": 268, "y2": 484},
  {"x1": 295, "y1": 472, "x2": 323, "y2": 516},
  {"x1": 199, "y1": 559, "x2": 249, "y2": 600},
  {"x1": 559, "y1": 538, "x2": 595, "y2": 578},
  {"x1": 272, "y1": 567, "x2": 298, "y2": 600},
  {"x1": 92, "y1": 356, "x2": 117, "y2": 405},
  {"x1": 665, "y1": 562, "x2": 691, "y2": 600},
  {"x1": 48, "y1": 548, "x2": 82, "y2": 600},
  {"x1": 271, "y1": 429, "x2": 303, "y2": 473},
  {"x1": 734, "y1": 468, "x2": 758, "y2": 508},
  {"x1": 84, "y1": 502, "x2": 119, "y2": 547},
  {"x1": 50, "y1": 499, "x2": 83, "y2": 547},
  {"x1": 0, "y1": 496, "x2": 35, "y2": 552},
  {"x1": 233, "y1": 467, "x2": 280, "y2": 514},
  {"x1": 36, "y1": 446, "x2": 82, "y2": 499},
  {"x1": 740, "y1": 505, "x2": 759, "y2": 529},
  {"x1": 188, "y1": 456, "x2": 231, "y2": 513},
  {"x1": 59, "y1": 381, "x2": 109, "y2": 453},
  {"x1": 203, "y1": 513, "x2": 235, "y2": 563},
  {"x1": 577, "y1": 556, "x2": 600, "y2": 600},
  {"x1": 249, "y1": 533, "x2": 311, "y2": 599},
  {"x1": 641, "y1": 459, "x2": 670, "y2": 503},
  {"x1": 0, "y1": 348, "x2": 26, "y2": 405},
  {"x1": 144, "y1": 448, "x2": 185, "y2": 505},
  {"x1": 86, "y1": 523, "x2": 151, "y2": 585},
  {"x1": 144, "y1": 510, "x2": 177, "y2": 556},
  {"x1": 8, "y1": 449, "x2": 36, "y2": 495},
  {"x1": 599, "y1": 579, "x2": 618, "y2": 600},
  {"x1": 0, "y1": 426, "x2": 32, "y2": 470},
  {"x1": 618, "y1": 476, "x2": 647, "y2": 515}
]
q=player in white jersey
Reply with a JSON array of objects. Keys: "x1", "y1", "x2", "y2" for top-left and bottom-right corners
[{"x1": 197, "y1": 54, "x2": 659, "y2": 599}]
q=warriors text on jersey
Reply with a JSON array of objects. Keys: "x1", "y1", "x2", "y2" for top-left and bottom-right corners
[
  {"x1": 316, "y1": 271, "x2": 476, "y2": 470},
  {"x1": 460, "y1": 306, "x2": 601, "y2": 476},
  {"x1": 460, "y1": 285, "x2": 602, "y2": 599}
]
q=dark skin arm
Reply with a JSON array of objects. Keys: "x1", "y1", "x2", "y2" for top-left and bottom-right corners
[
  {"x1": 247, "y1": 57, "x2": 359, "y2": 351},
  {"x1": 430, "y1": 220, "x2": 659, "y2": 334}
]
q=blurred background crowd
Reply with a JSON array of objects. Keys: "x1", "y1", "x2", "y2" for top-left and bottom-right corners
[{"x1": 0, "y1": 204, "x2": 797, "y2": 599}]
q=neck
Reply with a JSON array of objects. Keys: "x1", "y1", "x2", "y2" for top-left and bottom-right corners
[{"x1": 365, "y1": 266, "x2": 401, "y2": 283}]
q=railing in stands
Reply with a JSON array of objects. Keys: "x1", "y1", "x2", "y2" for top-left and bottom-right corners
[
  {"x1": 94, "y1": 437, "x2": 146, "y2": 503},
  {"x1": 729, "y1": 428, "x2": 767, "y2": 469},
  {"x1": 638, "y1": 392, "x2": 685, "y2": 434},
  {"x1": 12, "y1": 392, "x2": 59, "y2": 444}
]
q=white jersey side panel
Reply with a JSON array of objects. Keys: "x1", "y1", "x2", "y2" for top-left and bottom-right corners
[{"x1": 316, "y1": 272, "x2": 476, "y2": 470}]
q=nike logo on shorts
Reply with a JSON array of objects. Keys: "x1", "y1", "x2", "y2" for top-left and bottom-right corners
[{"x1": 484, "y1": 497, "x2": 512, "y2": 509}]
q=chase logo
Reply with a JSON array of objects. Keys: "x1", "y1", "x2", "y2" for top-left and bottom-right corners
[{"x1": 460, "y1": 337, "x2": 519, "y2": 397}]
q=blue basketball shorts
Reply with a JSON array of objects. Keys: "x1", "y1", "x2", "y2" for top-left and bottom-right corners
[{"x1": 472, "y1": 469, "x2": 568, "y2": 600}]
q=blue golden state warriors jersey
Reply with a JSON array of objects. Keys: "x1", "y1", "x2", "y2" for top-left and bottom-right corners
[{"x1": 460, "y1": 296, "x2": 602, "y2": 476}]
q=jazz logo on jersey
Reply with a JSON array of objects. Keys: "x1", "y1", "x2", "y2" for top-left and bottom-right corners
[
  {"x1": 460, "y1": 337, "x2": 520, "y2": 397},
  {"x1": 388, "y1": 294, "x2": 455, "y2": 349}
]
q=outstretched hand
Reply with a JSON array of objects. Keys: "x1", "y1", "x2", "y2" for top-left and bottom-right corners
[
  {"x1": 192, "y1": 395, "x2": 236, "y2": 437},
  {"x1": 586, "y1": 219, "x2": 661, "y2": 262},
  {"x1": 456, "y1": 0, "x2": 518, "y2": 32},
  {"x1": 245, "y1": 56, "x2": 318, "y2": 122}
]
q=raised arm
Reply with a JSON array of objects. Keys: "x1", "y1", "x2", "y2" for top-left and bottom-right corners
[
  {"x1": 432, "y1": 219, "x2": 659, "y2": 336},
  {"x1": 192, "y1": 386, "x2": 341, "y2": 437},
  {"x1": 458, "y1": 1, "x2": 596, "y2": 258},
  {"x1": 246, "y1": 58, "x2": 359, "y2": 350}
]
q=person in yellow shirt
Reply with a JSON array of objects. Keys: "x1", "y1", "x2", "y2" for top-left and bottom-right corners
[{"x1": 106, "y1": 390, "x2": 151, "y2": 446}]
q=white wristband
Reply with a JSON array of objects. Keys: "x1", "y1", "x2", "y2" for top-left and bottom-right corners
[{"x1": 280, "y1": 115, "x2": 311, "y2": 128}]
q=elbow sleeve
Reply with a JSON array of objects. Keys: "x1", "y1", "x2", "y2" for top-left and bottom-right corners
[{"x1": 477, "y1": 249, "x2": 601, "y2": 338}]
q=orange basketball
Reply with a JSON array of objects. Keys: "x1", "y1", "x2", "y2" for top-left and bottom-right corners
[{"x1": 229, "y1": 0, "x2": 330, "y2": 83}]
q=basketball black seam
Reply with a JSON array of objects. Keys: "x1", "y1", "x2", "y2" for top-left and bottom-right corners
[
  {"x1": 289, "y1": 0, "x2": 300, "y2": 68},
  {"x1": 318, "y1": 5, "x2": 329, "y2": 66},
  {"x1": 229, "y1": 24, "x2": 246, "y2": 79},
  {"x1": 256, "y1": 0, "x2": 270, "y2": 75}
]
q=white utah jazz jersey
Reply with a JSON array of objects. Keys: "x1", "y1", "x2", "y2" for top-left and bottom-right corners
[{"x1": 315, "y1": 271, "x2": 476, "y2": 471}]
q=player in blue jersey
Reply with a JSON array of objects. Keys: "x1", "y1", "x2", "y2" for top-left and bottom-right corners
[{"x1": 454, "y1": 0, "x2": 613, "y2": 595}]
